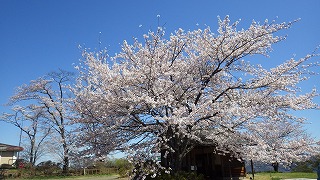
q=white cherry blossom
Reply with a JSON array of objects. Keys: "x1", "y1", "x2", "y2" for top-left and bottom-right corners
[{"x1": 73, "y1": 16, "x2": 319, "y2": 178}]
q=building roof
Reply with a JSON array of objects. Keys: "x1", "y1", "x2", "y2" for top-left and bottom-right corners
[{"x1": 0, "y1": 143, "x2": 23, "y2": 152}]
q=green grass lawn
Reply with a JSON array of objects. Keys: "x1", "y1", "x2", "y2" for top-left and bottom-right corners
[
  {"x1": 6, "y1": 174, "x2": 128, "y2": 180},
  {"x1": 13, "y1": 173, "x2": 316, "y2": 180},
  {"x1": 46, "y1": 174, "x2": 128, "y2": 180},
  {"x1": 3, "y1": 170, "x2": 317, "y2": 180},
  {"x1": 248, "y1": 172, "x2": 317, "y2": 180}
]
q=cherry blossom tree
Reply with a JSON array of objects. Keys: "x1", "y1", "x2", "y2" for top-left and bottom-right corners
[
  {"x1": 243, "y1": 117, "x2": 318, "y2": 172},
  {"x1": 73, "y1": 16, "x2": 319, "y2": 177},
  {"x1": 8, "y1": 69, "x2": 74, "y2": 173},
  {"x1": 1, "y1": 105, "x2": 51, "y2": 166}
]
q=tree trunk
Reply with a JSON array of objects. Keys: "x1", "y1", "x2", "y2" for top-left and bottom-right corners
[
  {"x1": 62, "y1": 156, "x2": 69, "y2": 173},
  {"x1": 62, "y1": 140, "x2": 69, "y2": 174},
  {"x1": 30, "y1": 137, "x2": 36, "y2": 166},
  {"x1": 251, "y1": 159, "x2": 255, "y2": 180},
  {"x1": 272, "y1": 162, "x2": 279, "y2": 172},
  {"x1": 161, "y1": 125, "x2": 191, "y2": 173},
  {"x1": 60, "y1": 124, "x2": 69, "y2": 174},
  {"x1": 172, "y1": 151, "x2": 183, "y2": 172}
]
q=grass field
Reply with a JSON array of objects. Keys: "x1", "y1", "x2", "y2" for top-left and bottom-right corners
[
  {"x1": 4, "y1": 172, "x2": 317, "y2": 180},
  {"x1": 21, "y1": 173, "x2": 318, "y2": 180},
  {"x1": 49, "y1": 174, "x2": 129, "y2": 180},
  {"x1": 22, "y1": 173, "x2": 318, "y2": 180},
  {"x1": 10, "y1": 174, "x2": 129, "y2": 180},
  {"x1": 247, "y1": 172, "x2": 317, "y2": 180}
]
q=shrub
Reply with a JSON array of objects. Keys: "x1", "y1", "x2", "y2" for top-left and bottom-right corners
[
  {"x1": 114, "y1": 158, "x2": 133, "y2": 177},
  {"x1": 291, "y1": 161, "x2": 314, "y2": 173},
  {"x1": 36, "y1": 160, "x2": 61, "y2": 175},
  {"x1": 0, "y1": 164, "x2": 14, "y2": 169}
]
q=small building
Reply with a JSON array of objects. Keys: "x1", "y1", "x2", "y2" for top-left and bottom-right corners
[
  {"x1": 161, "y1": 146, "x2": 246, "y2": 180},
  {"x1": 0, "y1": 143, "x2": 23, "y2": 167}
]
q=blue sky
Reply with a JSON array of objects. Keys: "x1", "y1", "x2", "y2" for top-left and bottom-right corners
[{"x1": 1, "y1": 0, "x2": 320, "y2": 148}]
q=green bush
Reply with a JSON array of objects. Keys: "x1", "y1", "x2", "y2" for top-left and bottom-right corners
[
  {"x1": 114, "y1": 158, "x2": 133, "y2": 177},
  {"x1": 291, "y1": 162, "x2": 314, "y2": 173},
  {"x1": 36, "y1": 160, "x2": 61, "y2": 175},
  {"x1": 291, "y1": 155, "x2": 320, "y2": 172}
]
